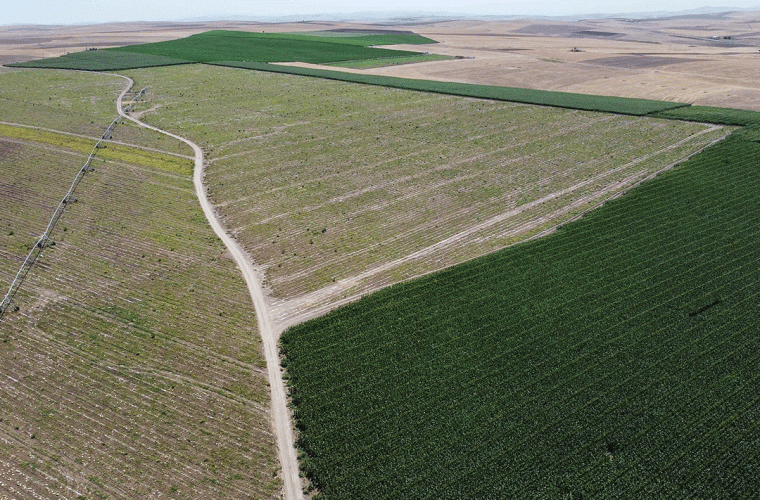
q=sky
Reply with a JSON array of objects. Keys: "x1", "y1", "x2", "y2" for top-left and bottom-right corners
[{"x1": 3, "y1": 1, "x2": 760, "y2": 26}]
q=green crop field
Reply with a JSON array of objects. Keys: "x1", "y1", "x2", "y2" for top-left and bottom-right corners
[
  {"x1": 8, "y1": 50, "x2": 191, "y2": 71},
  {"x1": 280, "y1": 129, "x2": 760, "y2": 498},
  {"x1": 0, "y1": 71, "x2": 278, "y2": 499},
  {"x1": 653, "y1": 105, "x2": 760, "y2": 126}
]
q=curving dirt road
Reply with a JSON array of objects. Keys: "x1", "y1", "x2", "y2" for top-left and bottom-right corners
[{"x1": 115, "y1": 76, "x2": 303, "y2": 500}]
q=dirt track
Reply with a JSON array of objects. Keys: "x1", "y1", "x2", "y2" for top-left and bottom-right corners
[{"x1": 115, "y1": 77, "x2": 304, "y2": 500}]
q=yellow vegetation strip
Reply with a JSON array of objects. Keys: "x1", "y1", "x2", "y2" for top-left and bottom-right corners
[{"x1": 0, "y1": 123, "x2": 193, "y2": 175}]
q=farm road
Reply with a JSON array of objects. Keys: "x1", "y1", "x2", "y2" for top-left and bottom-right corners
[{"x1": 115, "y1": 76, "x2": 303, "y2": 500}]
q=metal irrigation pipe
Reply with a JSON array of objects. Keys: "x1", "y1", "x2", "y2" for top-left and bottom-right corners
[{"x1": 0, "y1": 88, "x2": 147, "y2": 319}]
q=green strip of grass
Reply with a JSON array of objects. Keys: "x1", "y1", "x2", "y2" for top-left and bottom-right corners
[
  {"x1": 652, "y1": 105, "x2": 760, "y2": 126},
  {"x1": 0, "y1": 124, "x2": 192, "y2": 174}
]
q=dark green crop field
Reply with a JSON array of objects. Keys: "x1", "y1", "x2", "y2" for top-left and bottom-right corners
[
  {"x1": 280, "y1": 129, "x2": 760, "y2": 499},
  {"x1": 113, "y1": 30, "x2": 425, "y2": 64},
  {"x1": 9, "y1": 30, "x2": 432, "y2": 71}
]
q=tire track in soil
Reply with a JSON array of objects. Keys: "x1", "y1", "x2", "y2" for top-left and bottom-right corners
[{"x1": 115, "y1": 75, "x2": 303, "y2": 500}]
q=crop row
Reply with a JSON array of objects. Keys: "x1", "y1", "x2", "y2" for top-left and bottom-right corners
[
  {"x1": 280, "y1": 132, "x2": 760, "y2": 498},
  {"x1": 653, "y1": 105, "x2": 760, "y2": 126}
]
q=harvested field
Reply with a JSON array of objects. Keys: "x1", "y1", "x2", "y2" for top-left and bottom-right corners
[
  {"x1": 124, "y1": 64, "x2": 727, "y2": 321},
  {"x1": 0, "y1": 71, "x2": 279, "y2": 499}
]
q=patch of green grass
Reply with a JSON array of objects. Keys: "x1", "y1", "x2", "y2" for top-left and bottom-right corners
[{"x1": 0, "y1": 124, "x2": 192, "y2": 174}]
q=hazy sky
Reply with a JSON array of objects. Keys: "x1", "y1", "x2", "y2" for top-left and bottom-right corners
[{"x1": 4, "y1": 1, "x2": 760, "y2": 26}]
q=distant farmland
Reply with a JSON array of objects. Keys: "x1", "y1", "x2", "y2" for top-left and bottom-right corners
[{"x1": 9, "y1": 30, "x2": 437, "y2": 71}]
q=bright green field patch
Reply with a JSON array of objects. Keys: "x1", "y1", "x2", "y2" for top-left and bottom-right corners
[
  {"x1": 7, "y1": 30, "x2": 435, "y2": 71},
  {"x1": 8, "y1": 50, "x2": 190, "y2": 71},
  {"x1": 111, "y1": 30, "x2": 426, "y2": 65},
  {"x1": 281, "y1": 131, "x2": 760, "y2": 498}
]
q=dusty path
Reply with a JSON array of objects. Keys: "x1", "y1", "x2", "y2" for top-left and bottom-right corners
[{"x1": 115, "y1": 76, "x2": 303, "y2": 500}]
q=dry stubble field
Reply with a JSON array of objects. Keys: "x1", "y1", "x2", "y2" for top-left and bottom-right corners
[{"x1": 0, "y1": 70, "x2": 280, "y2": 499}]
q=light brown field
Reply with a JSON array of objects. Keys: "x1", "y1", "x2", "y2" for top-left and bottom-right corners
[{"x1": 381, "y1": 13, "x2": 760, "y2": 111}]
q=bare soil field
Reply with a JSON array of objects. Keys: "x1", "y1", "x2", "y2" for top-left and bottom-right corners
[
  {"x1": 0, "y1": 72, "x2": 279, "y2": 499},
  {"x1": 378, "y1": 13, "x2": 760, "y2": 110}
]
